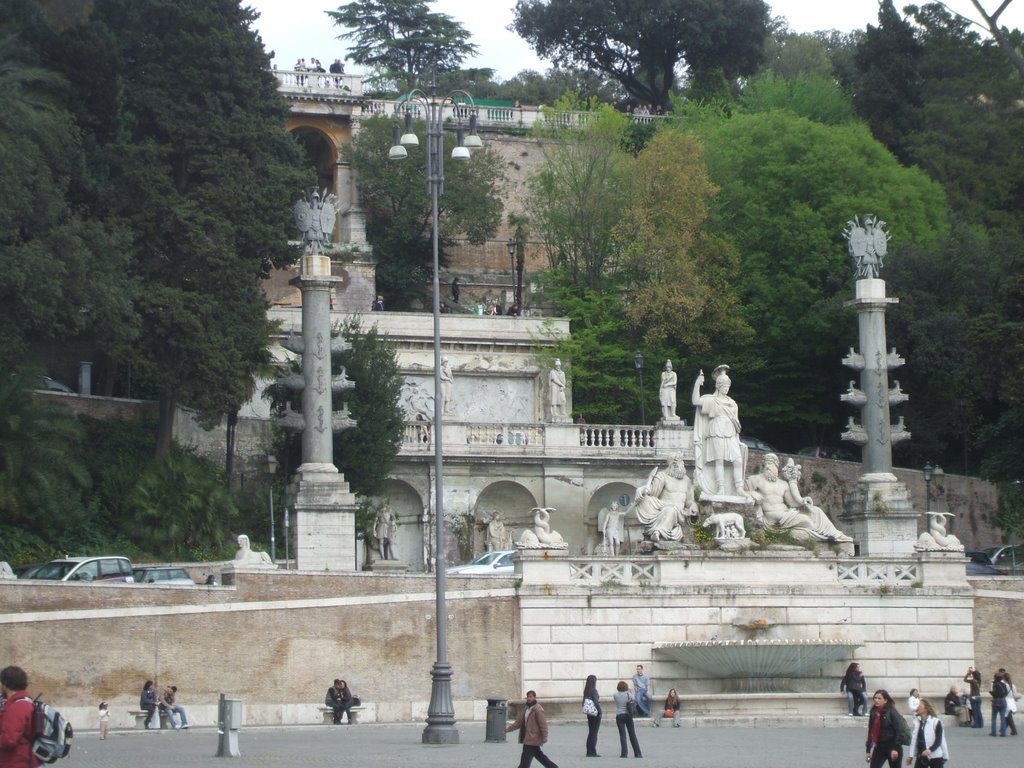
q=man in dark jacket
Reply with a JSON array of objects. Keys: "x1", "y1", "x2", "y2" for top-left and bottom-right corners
[
  {"x1": 0, "y1": 666, "x2": 38, "y2": 768},
  {"x1": 506, "y1": 690, "x2": 558, "y2": 768}
]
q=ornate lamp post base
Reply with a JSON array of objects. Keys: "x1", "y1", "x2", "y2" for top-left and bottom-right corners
[{"x1": 422, "y1": 661, "x2": 459, "y2": 743}]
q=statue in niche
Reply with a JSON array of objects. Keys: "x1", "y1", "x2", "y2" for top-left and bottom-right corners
[
  {"x1": 844, "y1": 214, "x2": 890, "y2": 279},
  {"x1": 485, "y1": 512, "x2": 510, "y2": 551},
  {"x1": 692, "y1": 365, "x2": 748, "y2": 498},
  {"x1": 292, "y1": 188, "x2": 337, "y2": 255},
  {"x1": 439, "y1": 356, "x2": 454, "y2": 415},
  {"x1": 517, "y1": 507, "x2": 567, "y2": 549},
  {"x1": 234, "y1": 534, "x2": 275, "y2": 566},
  {"x1": 916, "y1": 510, "x2": 963, "y2": 551},
  {"x1": 548, "y1": 359, "x2": 567, "y2": 419},
  {"x1": 746, "y1": 454, "x2": 853, "y2": 543},
  {"x1": 599, "y1": 501, "x2": 626, "y2": 555},
  {"x1": 660, "y1": 360, "x2": 679, "y2": 421},
  {"x1": 373, "y1": 505, "x2": 399, "y2": 560},
  {"x1": 631, "y1": 453, "x2": 699, "y2": 542}
]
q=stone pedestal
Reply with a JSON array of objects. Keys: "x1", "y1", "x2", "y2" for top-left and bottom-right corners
[
  {"x1": 291, "y1": 467, "x2": 357, "y2": 571},
  {"x1": 840, "y1": 475, "x2": 917, "y2": 555},
  {"x1": 654, "y1": 420, "x2": 692, "y2": 454}
]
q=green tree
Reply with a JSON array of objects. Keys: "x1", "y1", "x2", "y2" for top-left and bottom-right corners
[
  {"x1": 332, "y1": 319, "x2": 405, "y2": 497},
  {"x1": 328, "y1": 0, "x2": 478, "y2": 94},
  {"x1": 685, "y1": 103, "x2": 949, "y2": 445},
  {"x1": 0, "y1": 22, "x2": 137, "y2": 374},
  {"x1": 28, "y1": 0, "x2": 311, "y2": 456},
  {"x1": 346, "y1": 114, "x2": 505, "y2": 308},
  {"x1": 512, "y1": 0, "x2": 771, "y2": 109},
  {"x1": 0, "y1": 368, "x2": 89, "y2": 534},
  {"x1": 850, "y1": 0, "x2": 923, "y2": 162},
  {"x1": 527, "y1": 103, "x2": 631, "y2": 291}
]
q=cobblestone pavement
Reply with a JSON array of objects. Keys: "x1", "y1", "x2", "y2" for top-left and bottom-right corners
[{"x1": 66, "y1": 720, "x2": 1010, "y2": 767}]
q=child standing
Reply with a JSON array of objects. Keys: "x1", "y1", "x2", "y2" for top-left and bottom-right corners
[{"x1": 99, "y1": 702, "x2": 109, "y2": 739}]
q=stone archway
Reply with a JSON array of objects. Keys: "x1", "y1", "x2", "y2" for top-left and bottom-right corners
[
  {"x1": 380, "y1": 479, "x2": 426, "y2": 571},
  {"x1": 473, "y1": 480, "x2": 537, "y2": 554},
  {"x1": 289, "y1": 125, "x2": 337, "y2": 196},
  {"x1": 587, "y1": 481, "x2": 643, "y2": 555}
]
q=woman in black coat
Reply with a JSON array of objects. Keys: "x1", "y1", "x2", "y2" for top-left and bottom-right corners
[
  {"x1": 865, "y1": 689, "x2": 903, "y2": 768},
  {"x1": 583, "y1": 674, "x2": 601, "y2": 757}
]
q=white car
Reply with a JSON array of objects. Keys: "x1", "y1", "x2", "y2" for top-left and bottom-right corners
[{"x1": 446, "y1": 550, "x2": 516, "y2": 576}]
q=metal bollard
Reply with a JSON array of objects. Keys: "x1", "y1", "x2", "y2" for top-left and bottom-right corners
[{"x1": 215, "y1": 694, "x2": 242, "y2": 758}]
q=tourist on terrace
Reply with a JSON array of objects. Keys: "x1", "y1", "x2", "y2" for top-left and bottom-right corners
[
  {"x1": 631, "y1": 665, "x2": 652, "y2": 716},
  {"x1": 963, "y1": 666, "x2": 983, "y2": 728},
  {"x1": 865, "y1": 689, "x2": 903, "y2": 768},
  {"x1": 907, "y1": 688, "x2": 920, "y2": 713}
]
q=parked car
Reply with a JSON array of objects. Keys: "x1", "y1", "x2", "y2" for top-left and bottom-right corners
[
  {"x1": 33, "y1": 376, "x2": 74, "y2": 393},
  {"x1": 796, "y1": 446, "x2": 859, "y2": 462},
  {"x1": 740, "y1": 435, "x2": 779, "y2": 453},
  {"x1": 13, "y1": 563, "x2": 45, "y2": 579},
  {"x1": 132, "y1": 565, "x2": 196, "y2": 585},
  {"x1": 964, "y1": 550, "x2": 1006, "y2": 576},
  {"x1": 446, "y1": 550, "x2": 515, "y2": 576},
  {"x1": 29, "y1": 556, "x2": 134, "y2": 583},
  {"x1": 985, "y1": 544, "x2": 1024, "y2": 575}
]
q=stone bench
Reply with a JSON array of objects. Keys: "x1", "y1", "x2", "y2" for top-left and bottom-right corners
[
  {"x1": 129, "y1": 710, "x2": 155, "y2": 730},
  {"x1": 318, "y1": 705, "x2": 365, "y2": 725}
]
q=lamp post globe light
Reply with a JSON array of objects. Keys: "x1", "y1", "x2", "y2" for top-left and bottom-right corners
[
  {"x1": 923, "y1": 462, "x2": 933, "y2": 514},
  {"x1": 389, "y1": 88, "x2": 481, "y2": 745}
]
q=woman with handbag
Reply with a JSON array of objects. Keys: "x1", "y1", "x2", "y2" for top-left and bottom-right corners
[
  {"x1": 612, "y1": 680, "x2": 642, "y2": 758},
  {"x1": 583, "y1": 674, "x2": 601, "y2": 757},
  {"x1": 905, "y1": 698, "x2": 950, "y2": 768},
  {"x1": 653, "y1": 688, "x2": 682, "y2": 727},
  {"x1": 866, "y1": 689, "x2": 904, "y2": 768}
]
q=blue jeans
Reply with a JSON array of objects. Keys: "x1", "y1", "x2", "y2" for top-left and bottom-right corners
[
  {"x1": 971, "y1": 695, "x2": 984, "y2": 728},
  {"x1": 846, "y1": 691, "x2": 865, "y2": 715},
  {"x1": 635, "y1": 688, "x2": 650, "y2": 716},
  {"x1": 991, "y1": 699, "x2": 1007, "y2": 735}
]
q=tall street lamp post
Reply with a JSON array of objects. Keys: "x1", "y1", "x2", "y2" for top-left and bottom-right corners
[
  {"x1": 262, "y1": 454, "x2": 278, "y2": 562},
  {"x1": 923, "y1": 462, "x2": 933, "y2": 515},
  {"x1": 390, "y1": 88, "x2": 481, "y2": 746},
  {"x1": 634, "y1": 352, "x2": 646, "y2": 426},
  {"x1": 507, "y1": 238, "x2": 517, "y2": 307}
]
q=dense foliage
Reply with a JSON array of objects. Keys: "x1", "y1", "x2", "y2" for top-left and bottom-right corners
[
  {"x1": 512, "y1": 0, "x2": 771, "y2": 107},
  {"x1": 345, "y1": 115, "x2": 506, "y2": 308},
  {"x1": 328, "y1": 0, "x2": 477, "y2": 93}
]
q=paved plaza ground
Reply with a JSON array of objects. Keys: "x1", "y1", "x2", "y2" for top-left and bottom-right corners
[{"x1": 64, "y1": 719, "x2": 1010, "y2": 767}]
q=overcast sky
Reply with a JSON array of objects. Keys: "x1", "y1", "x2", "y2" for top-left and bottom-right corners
[{"x1": 247, "y1": 1, "x2": 1024, "y2": 81}]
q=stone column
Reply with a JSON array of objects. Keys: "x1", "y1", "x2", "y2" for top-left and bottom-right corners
[{"x1": 840, "y1": 278, "x2": 917, "y2": 555}]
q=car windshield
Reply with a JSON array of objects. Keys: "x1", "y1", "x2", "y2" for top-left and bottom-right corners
[
  {"x1": 466, "y1": 552, "x2": 501, "y2": 567},
  {"x1": 32, "y1": 561, "x2": 78, "y2": 580},
  {"x1": 495, "y1": 553, "x2": 515, "y2": 567}
]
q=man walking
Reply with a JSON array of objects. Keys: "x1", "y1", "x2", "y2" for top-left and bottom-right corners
[
  {"x1": 0, "y1": 665, "x2": 38, "y2": 767},
  {"x1": 506, "y1": 690, "x2": 558, "y2": 768}
]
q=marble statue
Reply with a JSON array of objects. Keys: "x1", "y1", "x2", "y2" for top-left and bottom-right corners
[
  {"x1": 374, "y1": 505, "x2": 398, "y2": 560},
  {"x1": 486, "y1": 512, "x2": 510, "y2": 552},
  {"x1": 548, "y1": 359, "x2": 567, "y2": 418},
  {"x1": 599, "y1": 501, "x2": 626, "y2": 555},
  {"x1": 517, "y1": 507, "x2": 567, "y2": 549},
  {"x1": 292, "y1": 188, "x2": 338, "y2": 255},
  {"x1": 631, "y1": 453, "x2": 699, "y2": 542},
  {"x1": 746, "y1": 454, "x2": 853, "y2": 543},
  {"x1": 702, "y1": 512, "x2": 746, "y2": 540},
  {"x1": 916, "y1": 511, "x2": 963, "y2": 551},
  {"x1": 0, "y1": 561, "x2": 15, "y2": 579},
  {"x1": 660, "y1": 360, "x2": 679, "y2": 421},
  {"x1": 692, "y1": 365, "x2": 748, "y2": 498},
  {"x1": 234, "y1": 534, "x2": 276, "y2": 566},
  {"x1": 844, "y1": 214, "x2": 890, "y2": 279},
  {"x1": 439, "y1": 356, "x2": 454, "y2": 415}
]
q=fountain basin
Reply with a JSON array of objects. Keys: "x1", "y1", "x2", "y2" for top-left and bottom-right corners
[{"x1": 654, "y1": 639, "x2": 861, "y2": 679}]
